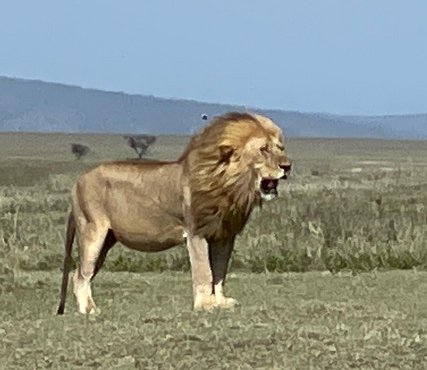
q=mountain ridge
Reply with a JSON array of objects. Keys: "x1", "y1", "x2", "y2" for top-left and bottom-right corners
[{"x1": 0, "y1": 76, "x2": 425, "y2": 139}]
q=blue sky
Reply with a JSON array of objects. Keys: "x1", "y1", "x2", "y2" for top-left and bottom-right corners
[{"x1": 1, "y1": 0, "x2": 426, "y2": 115}]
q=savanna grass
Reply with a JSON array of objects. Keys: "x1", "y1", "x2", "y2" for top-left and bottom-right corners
[{"x1": 1, "y1": 133, "x2": 427, "y2": 284}]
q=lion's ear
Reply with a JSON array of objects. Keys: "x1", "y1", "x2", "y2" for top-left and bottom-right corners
[{"x1": 218, "y1": 145, "x2": 234, "y2": 163}]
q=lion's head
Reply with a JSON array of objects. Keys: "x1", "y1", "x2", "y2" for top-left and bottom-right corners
[
  {"x1": 179, "y1": 112, "x2": 291, "y2": 239},
  {"x1": 238, "y1": 113, "x2": 291, "y2": 201}
]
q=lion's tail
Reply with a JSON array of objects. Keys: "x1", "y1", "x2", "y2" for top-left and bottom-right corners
[{"x1": 56, "y1": 212, "x2": 75, "y2": 315}]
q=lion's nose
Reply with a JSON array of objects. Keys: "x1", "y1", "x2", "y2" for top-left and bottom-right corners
[{"x1": 280, "y1": 163, "x2": 292, "y2": 173}]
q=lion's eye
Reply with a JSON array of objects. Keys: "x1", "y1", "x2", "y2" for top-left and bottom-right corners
[{"x1": 260, "y1": 145, "x2": 269, "y2": 153}]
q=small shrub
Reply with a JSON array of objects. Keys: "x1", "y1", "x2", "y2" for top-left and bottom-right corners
[
  {"x1": 123, "y1": 135, "x2": 156, "y2": 159},
  {"x1": 70, "y1": 143, "x2": 90, "y2": 160}
]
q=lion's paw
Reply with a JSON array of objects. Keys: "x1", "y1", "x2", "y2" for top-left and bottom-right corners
[
  {"x1": 215, "y1": 297, "x2": 239, "y2": 309},
  {"x1": 193, "y1": 294, "x2": 217, "y2": 311}
]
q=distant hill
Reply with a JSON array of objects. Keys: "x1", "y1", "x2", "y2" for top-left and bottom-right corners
[{"x1": 0, "y1": 76, "x2": 425, "y2": 139}]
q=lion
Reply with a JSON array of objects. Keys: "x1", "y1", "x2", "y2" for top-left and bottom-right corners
[{"x1": 56, "y1": 112, "x2": 291, "y2": 315}]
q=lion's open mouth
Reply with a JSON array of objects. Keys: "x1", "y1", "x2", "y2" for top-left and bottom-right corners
[{"x1": 260, "y1": 178, "x2": 279, "y2": 198}]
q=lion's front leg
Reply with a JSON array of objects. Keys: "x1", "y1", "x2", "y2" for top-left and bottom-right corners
[
  {"x1": 209, "y1": 238, "x2": 239, "y2": 309},
  {"x1": 186, "y1": 235, "x2": 216, "y2": 310}
]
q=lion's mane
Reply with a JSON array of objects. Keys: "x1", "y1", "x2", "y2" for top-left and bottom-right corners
[{"x1": 178, "y1": 112, "x2": 271, "y2": 240}]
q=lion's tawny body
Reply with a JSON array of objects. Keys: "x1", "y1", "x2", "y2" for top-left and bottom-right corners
[{"x1": 74, "y1": 161, "x2": 185, "y2": 252}]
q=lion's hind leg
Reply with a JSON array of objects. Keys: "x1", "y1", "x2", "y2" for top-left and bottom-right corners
[
  {"x1": 73, "y1": 223, "x2": 109, "y2": 314},
  {"x1": 92, "y1": 229, "x2": 116, "y2": 280}
]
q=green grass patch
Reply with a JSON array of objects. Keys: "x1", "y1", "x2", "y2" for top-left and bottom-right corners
[{"x1": 1, "y1": 270, "x2": 426, "y2": 369}]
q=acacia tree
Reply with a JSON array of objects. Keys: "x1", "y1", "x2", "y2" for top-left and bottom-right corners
[
  {"x1": 123, "y1": 134, "x2": 156, "y2": 159},
  {"x1": 70, "y1": 143, "x2": 90, "y2": 160}
]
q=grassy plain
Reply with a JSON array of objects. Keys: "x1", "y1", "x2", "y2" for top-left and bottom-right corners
[
  {"x1": 1, "y1": 270, "x2": 426, "y2": 369},
  {"x1": 0, "y1": 132, "x2": 427, "y2": 368}
]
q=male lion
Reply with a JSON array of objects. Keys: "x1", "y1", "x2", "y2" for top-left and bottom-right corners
[{"x1": 56, "y1": 112, "x2": 291, "y2": 315}]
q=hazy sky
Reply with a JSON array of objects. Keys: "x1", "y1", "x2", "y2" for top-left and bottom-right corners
[{"x1": 1, "y1": 1, "x2": 426, "y2": 115}]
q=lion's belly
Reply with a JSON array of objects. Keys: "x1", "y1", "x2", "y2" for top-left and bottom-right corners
[
  {"x1": 105, "y1": 186, "x2": 186, "y2": 252},
  {"x1": 113, "y1": 225, "x2": 186, "y2": 252}
]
